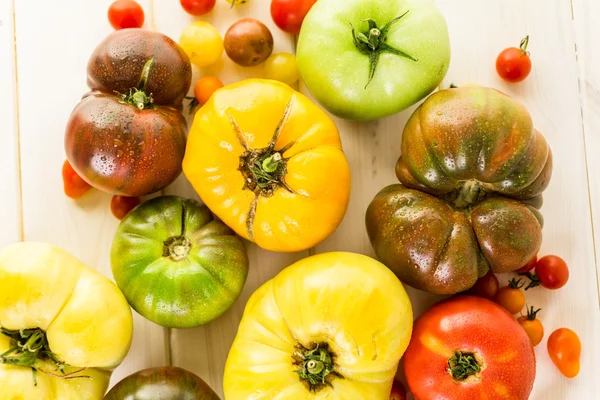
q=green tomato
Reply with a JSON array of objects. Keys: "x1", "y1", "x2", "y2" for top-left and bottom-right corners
[
  {"x1": 297, "y1": 0, "x2": 451, "y2": 121},
  {"x1": 111, "y1": 196, "x2": 248, "y2": 328}
]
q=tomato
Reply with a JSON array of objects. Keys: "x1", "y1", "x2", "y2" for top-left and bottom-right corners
[
  {"x1": 111, "y1": 196, "x2": 249, "y2": 328},
  {"x1": 105, "y1": 367, "x2": 219, "y2": 399},
  {"x1": 224, "y1": 253, "x2": 413, "y2": 398},
  {"x1": 180, "y1": 0, "x2": 216, "y2": 16},
  {"x1": 62, "y1": 159, "x2": 93, "y2": 199},
  {"x1": 535, "y1": 255, "x2": 569, "y2": 289},
  {"x1": 466, "y1": 270, "x2": 499, "y2": 300},
  {"x1": 183, "y1": 79, "x2": 351, "y2": 252},
  {"x1": 494, "y1": 278, "x2": 526, "y2": 314},
  {"x1": 0, "y1": 242, "x2": 133, "y2": 398},
  {"x1": 225, "y1": 18, "x2": 274, "y2": 67},
  {"x1": 264, "y1": 52, "x2": 299, "y2": 86},
  {"x1": 404, "y1": 296, "x2": 536, "y2": 400},
  {"x1": 496, "y1": 35, "x2": 532, "y2": 83},
  {"x1": 107, "y1": 0, "x2": 144, "y2": 30},
  {"x1": 517, "y1": 306, "x2": 544, "y2": 346},
  {"x1": 548, "y1": 328, "x2": 581, "y2": 378},
  {"x1": 270, "y1": 0, "x2": 317, "y2": 34},
  {"x1": 180, "y1": 21, "x2": 224, "y2": 67},
  {"x1": 516, "y1": 255, "x2": 537, "y2": 273},
  {"x1": 194, "y1": 76, "x2": 224, "y2": 106},
  {"x1": 225, "y1": 0, "x2": 249, "y2": 6},
  {"x1": 110, "y1": 195, "x2": 141, "y2": 220},
  {"x1": 390, "y1": 380, "x2": 407, "y2": 400},
  {"x1": 297, "y1": 0, "x2": 450, "y2": 120}
]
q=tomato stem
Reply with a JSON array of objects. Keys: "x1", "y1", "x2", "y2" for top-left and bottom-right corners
[
  {"x1": 447, "y1": 350, "x2": 481, "y2": 381},
  {"x1": 508, "y1": 277, "x2": 525, "y2": 289},
  {"x1": 293, "y1": 343, "x2": 339, "y2": 392},
  {"x1": 118, "y1": 58, "x2": 156, "y2": 110},
  {"x1": 519, "y1": 35, "x2": 530, "y2": 56},
  {"x1": 163, "y1": 235, "x2": 192, "y2": 261},
  {"x1": 518, "y1": 272, "x2": 541, "y2": 290},
  {"x1": 524, "y1": 305, "x2": 541, "y2": 320}
]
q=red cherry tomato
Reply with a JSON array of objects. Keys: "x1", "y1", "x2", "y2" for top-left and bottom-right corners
[
  {"x1": 547, "y1": 328, "x2": 581, "y2": 378},
  {"x1": 496, "y1": 35, "x2": 532, "y2": 83},
  {"x1": 536, "y1": 255, "x2": 569, "y2": 289},
  {"x1": 180, "y1": 0, "x2": 216, "y2": 16},
  {"x1": 62, "y1": 160, "x2": 92, "y2": 199},
  {"x1": 108, "y1": 0, "x2": 145, "y2": 30},
  {"x1": 390, "y1": 380, "x2": 407, "y2": 400},
  {"x1": 270, "y1": 0, "x2": 317, "y2": 35},
  {"x1": 516, "y1": 255, "x2": 537, "y2": 273},
  {"x1": 466, "y1": 270, "x2": 499, "y2": 300},
  {"x1": 111, "y1": 195, "x2": 141, "y2": 220}
]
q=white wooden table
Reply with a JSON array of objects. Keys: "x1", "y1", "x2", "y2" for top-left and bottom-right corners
[{"x1": 1, "y1": 0, "x2": 598, "y2": 398}]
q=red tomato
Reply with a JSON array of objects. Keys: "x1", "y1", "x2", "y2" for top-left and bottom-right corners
[
  {"x1": 108, "y1": 0, "x2": 145, "y2": 30},
  {"x1": 404, "y1": 296, "x2": 536, "y2": 400},
  {"x1": 466, "y1": 270, "x2": 499, "y2": 300},
  {"x1": 270, "y1": 0, "x2": 317, "y2": 35},
  {"x1": 180, "y1": 0, "x2": 216, "y2": 16},
  {"x1": 535, "y1": 255, "x2": 569, "y2": 289},
  {"x1": 548, "y1": 328, "x2": 581, "y2": 378},
  {"x1": 390, "y1": 380, "x2": 406, "y2": 400},
  {"x1": 62, "y1": 160, "x2": 93, "y2": 199},
  {"x1": 516, "y1": 255, "x2": 537, "y2": 273},
  {"x1": 496, "y1": 35, "x2": 532, "y2": 82},
  {"x1": 111, "y1": 195, "x2": 141, "y2": 220}
]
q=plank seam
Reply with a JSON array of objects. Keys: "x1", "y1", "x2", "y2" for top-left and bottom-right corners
[{"x1": 11, "y1": 0, "x2": 24, "y2": 242}]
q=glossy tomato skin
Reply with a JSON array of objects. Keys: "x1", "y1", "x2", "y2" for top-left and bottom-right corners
[
  {"x1": 404, "y1": 296, "x2": 535, "y2": 400},
  {"x1": 270, "y1": 0, "x2": 317, "y2": 34},
  {"x1": 536, "y1": 255, "x2": 569, "y2": 289},
  {"x1": 108, "y1": 0, "x2": 145, "y2": 30},
  {"x1": 111, "y1": 195, "x2": 141, "y2": 219},
  {"x1": 62, "y1": 159, "x2": 93, "y2": 199},
  {"x1": 466, "y1": 270, "x2": 499, "y2": 299},
  {"x1": 105, "y1": 367, "x2": 220, "y2": 399},
  {"x1": 547, "y1": 328, "x2": 581, "y2": 378},
  {"x1": 180, "y1": 0, "x2": 216, "y2": 16},
  {"x1": 224, "y1": 18, "x2": 274, "y2": 66},
  {"x1": 65, "y1": 93, "x2": 186, "y2": 197},
  {"x1": 496, "y1": 47, "x2": 532, "y2": 83}
]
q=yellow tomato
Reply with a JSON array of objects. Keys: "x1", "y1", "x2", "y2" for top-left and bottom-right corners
[
  {"x1": 264, "y1": 52, "x2": 300, "y2": 86},
  {"x1": 225, "y1": 0, "x2": 249, "y2": 6},
  {"x1": 183, "y1": 79, "x2": 351, "y2": 252},
  {"x1": 0, "y1": 242, "x2": 133, "y2": 399},
  {"x1": 224, "y1": 252, "x2": 413, "y2": 399},
  {"x1": 179, "y1": 21, "x2": 224, "y2": 67}
]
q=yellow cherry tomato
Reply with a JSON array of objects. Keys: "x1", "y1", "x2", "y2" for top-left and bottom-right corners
[
  {"x1": 264, "y1": 52, "x2": 299, "y2": 86},
  {"x1": 179, "y1": 21, "x2": 223, "y2": 67},
  {"x1": 224, "y1": 252, "x2": 413, "y2": 399},
  {"x1": 517, "y1": 306, "x2": 544, "y2": 346},
  {"x1": 225, "y1": 0, "x2": 249, "y2": 6},
  {"x1": 183, "y1": 79, "x2": 351, "y2": 252},
  {"x1": 0, "y1": 242, "x2": 133, "y2": 399}
]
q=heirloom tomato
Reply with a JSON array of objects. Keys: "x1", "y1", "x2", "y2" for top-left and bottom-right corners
[
  {"x1": 183, "y1": 79, "x2": 351, "y2": 252},
  {"x1": 65, "y1": 29, "x2": 190, "y2": 197},
  {"x1": 367, "y1": 86, "x2": 552, "y2": 295},
  {"x1": 547, "y1": 328, "x2": 581, "y2": 378},
  {"x1": 224, "y1": 252, "x2": 413, "y2": 399},
  {"x1": 111, "y1": 196, "x2": 249, "y2": 328},
  {"x1": 404, "y1": 296, "x2": 536, "y2": 400},
  {"x1": 297, "y1": 0, "x2": 450, "y2": 120},
  {"x1": 0, "y1": 242, "x2": 133, "y2": 399},
  {"x1": 224, "y1": 18, "x2": 274, "y2": 67},
  {"x1": 105, "y1": 367, "x2": 219, "y2": 399}
]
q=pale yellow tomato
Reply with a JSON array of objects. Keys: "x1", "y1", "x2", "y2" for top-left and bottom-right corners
[
  {"x1": 179, "y1": 21, "x2": 224, "y2": 67},
  {"x1": 225, "y1": 0, "x2": 249, "y2": 6},
  {"x1": 264, "y1": 52, "x2": 299, "y2": 86}
]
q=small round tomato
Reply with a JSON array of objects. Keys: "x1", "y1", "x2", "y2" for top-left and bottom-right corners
[
  {"x1": 224, "y1": 18, "x2": 274, "y2": 67},
  {"x1": 107, "y1": 0, "x2": 144, "y2": 30},
  {"x1": 62, "y1": 159, "x2": 93, "y2": 199},
  {"x1": 535, "y1": 255, "x2": 569, "y2": 289},
  {"x1": 180, "y1": 21, "x2": 224, "y2": 67},
  {"x1": 194, "y1": 76, "x2": 224, "y2": 106},
  {"x1": 111, "y1": 195, "x2": 141, "y2": 220},
  {"x1": 496, "y1": 35, "x2": 532, "y2": 83},
  {"x1": 180, "y1": 0, "x2": 215, "y2": 16},
  {"x1": 270, "y1": 0, "x2": 317, "y2": 35},
  {"x1": 494, "y1": 278, "x2": 525, "y2": 314},
  {"x1": 264, "y1": 53, "x2": 299, "y2": 86},
  {"x1": 225, "y1": 0, "x2": 249, "y2": 6},
  {"x1": 517, "y1": 306, "x2": 544, "y2": 346},
  {"x1": 516, "y1": 255, "x2": 537, "y2": 273},
  {"x1": 548, "y1": 328, "x2": 581, "y2": 378},
  {"x1": 466, "y1": 270, "x2": 499, "y2": 300},
  {"x1": 390, "y1": 380, "x2": 406, "y2": 400}
]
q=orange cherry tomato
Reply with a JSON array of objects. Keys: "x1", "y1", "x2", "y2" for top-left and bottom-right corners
[
  {"x1": 516, "y1": 255, "x2": 537, "y2": 273},
  {"x1": 390, "y1": 380, "x2": 406, "y2": 400},
  {"x1": 547, "y1": 328, "x2": 581, "y2": 378},
  {"x1": 466, "y1": 270, "x2": 499, "y2": 300},
  {"x1": 496, "y1": 35, "x2": 532, "y2": 83},
  {"x1": 194, "y1": 76, "x2": 224, "y2": 106},
  {"x1": 62, "y1": 159, "x2": 93, "y2": 199},
  {"x1": 111, "y1": 195, "x2": 141, "y2": 220},
  {"x1": 517, "y1": 306, "x2": 544, "y2": 346},
  {"x1": 494, "y1": 278, "x2": 526, "y2": 314}
]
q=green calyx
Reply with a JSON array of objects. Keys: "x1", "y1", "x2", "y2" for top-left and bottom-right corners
[
  {"x1": 118, "y1": 58, "x2": 155, "y2": 110},
  {"x1": 524, "y1": 305, "x2": 541, "y2": 320},
  {"x1": 163, "y1": 235, "x2": 192, "y2": 261},
  {"x1": 240, "y1": 148, "x2": 289, "y2": 197},
  {"x1": 447, "y1": 350, "x2": 481, "y2": 381},
  {"x1": 293, "y1": 343, "x2": 337, "y2": 392},
  {"x1": 0, "y1": 328, "x2": 89, "y2": 386},
  {"x1": 350, "y1": 11, "x2": 417, "y2": 88}
]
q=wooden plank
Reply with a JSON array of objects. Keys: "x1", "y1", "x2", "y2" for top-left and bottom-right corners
[
  {"x1": 311, "y1": 0, "x2": 600, "y2": 398},
  {"x1": 12, "y1": 0, "x2": 168, "y2": 387},
  {"x1": 0, "y1": 0, "x2": 22, "y2": 246},
  {"x1": 572, "y1": 0, "x2": 600, "y2": 299},
  {"x1": 152, "y1": 2, "x2": 303, "y2": 396}
]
